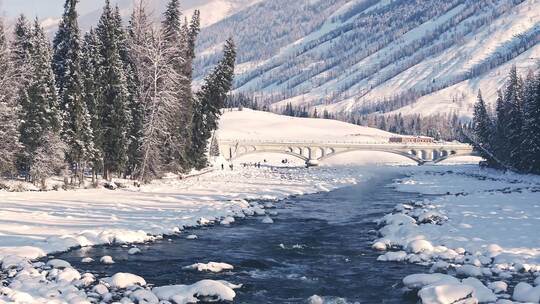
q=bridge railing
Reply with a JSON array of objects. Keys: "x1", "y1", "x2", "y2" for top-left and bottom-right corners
[{"x1": 218, "y1": 139, "x2": 472, "y2": 148}]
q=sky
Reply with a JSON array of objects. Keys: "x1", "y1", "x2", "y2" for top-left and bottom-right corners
[
  {"x1": 1, "y1": 0, "x2": 102, "y2": 19},
  {"x1": 0, "y1": 0, "x2": 212, "y2": 20}
]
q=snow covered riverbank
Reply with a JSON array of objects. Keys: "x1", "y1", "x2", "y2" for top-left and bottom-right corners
[
  {"x1": 374, "y1": 165, "x2": 540, "y2": 303},
  {"x1": 0, "y1": 166, "x2": 359, "y2": 303}
]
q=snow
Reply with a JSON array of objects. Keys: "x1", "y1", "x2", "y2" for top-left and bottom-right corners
[
  {"x1": 152, "y1": 279, "x2": 237, "y2": 303},
  {"x1": 102, "y1": 273, "x2": 146, "y2": 289},
  {"x1": 418, "y1": 283, "x2": 476, "y2": 304},
  {"x1": 81, "y1": 257, "x2": 93, "y2": 263},
  {"x1": 46, "y1": 259, "x2": 71, "y2": 269},
  {"x1": 218, "y1": 108, "x2": 398, "y2": 142},
  {"x1": 376, "y1": 165, "x2": 540, "y2": 303},
  {"x1": 512, "y1": 282, "x2": 540, "y2": 303},
  {"x1": 407, "y1": 239, "x2": 434, "y2": 254},
  {"x1": 488, "y1": 281, "x2": 508, "y2": 294},
  {"x1": 99, "y1": 256, "x2": 114, "y2": 264},
  {"x1": 0, "y1": 135, "x2": 364, "y2": 303},
  {"x1": 183, "y1": 262, "x2": 234, "y2": 273},
  {"x1": 128, "y1": 247, "x2": 141, "y2": 255},
  {"x1": 261, "y1": 216, "x2": 274, "y2": 224},
  {"x1": 224, "y1": 0, "x2": 539, "y2": 119}
]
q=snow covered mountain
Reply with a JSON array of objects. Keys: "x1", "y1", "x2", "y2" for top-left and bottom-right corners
[
  {"x1": 195, "y1": 0, "x2": 540, "y2": 119},
  {"x1": 38, "y1": 0, "x2": 260, "y2": 33}
]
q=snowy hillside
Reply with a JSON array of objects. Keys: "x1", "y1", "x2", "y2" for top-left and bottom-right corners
[
  {"x1": 196, "y1": 0, "x2": 540, "y2": 118},
  {"x1": 217, "y1": 109, "x2": 399, "y2": 142}
]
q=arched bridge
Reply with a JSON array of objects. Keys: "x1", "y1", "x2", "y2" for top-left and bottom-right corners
[{"x1": 218, "y1": 139, "x2": 478, "y2": 166}]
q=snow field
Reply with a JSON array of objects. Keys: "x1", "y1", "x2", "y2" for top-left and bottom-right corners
[{"x1": 374, "y1": 165, "x2": 540, "y2": 303}]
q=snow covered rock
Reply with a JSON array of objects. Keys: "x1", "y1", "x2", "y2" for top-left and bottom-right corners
[
  {"x1": 152, "y1": 279, "x2": 236, "y2": 303},
  {"x1": 512, "y1": 282, "x2": 540, "y2": 303},
  {"x1": 186, "y1": 234, "x2": 198, "y2": 240},
  {"x1": 457, "y1": 265, "x2": 483, "y2": 277},
  {"x1": 220, "y1": 216, "x2": 235, "y2": 225},
  {"x1": 488, "y1": 281, "x2": 508, "y2": 294},
  {"x1": 461, "y1": 277, "x2": 497, "y2": 303},
  {"x1": 102, "y1": 273, "x2": 146, "y2": 289},
  {"x1": 307, "y1": 295, "x2": 324, "y2": 304},
  {"x1": 183, "y1": 262, "x2": 234, "y2": 273},
  {"x1": 128, "y1": 247, "x2": 141, "y2": 255},
  {"x1": 1, "y1": 256, "x2": 31, "y2": 270},
  {"x1": 93, "y1": 284, "x2": 109, "y2": 295},
  {"x1": 403, "y1": 273, "x2": 460, "y2": 290},
  {"x1": 130, "y1": 289, "x2": 159, "y2": 304},
  {"x1": 418, "y1": 211, "x2": 448, "y2": 224},
  {"x1": 81, "y1": 257, "x2": 94, "y2": 263},
  {"x1": 100, "y1": 256, "x2": 114, "y2": 264},
  {"x1": 261, "y1": 216, "x2": 274, "y2": 224},
  {"x1": 379, "y1": 213, "x2": 416, "y2": 226},
  {"x1": 418, "y1": 283, "x2": 477, "y2": 304},
  {"x1": 46, "y1": 259, "x2": 71, "y2": 269},
  {"x1": 372, "y1": 241, "x2": 387, "y2": 251},
  {"x1": 407, "y1": 239, "x2": 434, "y2": 254},
  {"x1": 57, "y1": 268, "x2": 82, "y2": 282},
  {"x1": 377, "y1": 251, "x2": 408, "y2": 262}
]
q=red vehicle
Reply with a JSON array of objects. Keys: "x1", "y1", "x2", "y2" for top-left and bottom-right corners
[{"x1": 389, "y1": 136, "x2": 434, "y2": 144}]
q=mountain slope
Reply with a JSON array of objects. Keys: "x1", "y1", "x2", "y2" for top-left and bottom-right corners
[{"x1": 195, "y1": 0, "x2": 540, "y2": 118}]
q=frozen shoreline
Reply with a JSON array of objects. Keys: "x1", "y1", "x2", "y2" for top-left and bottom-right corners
[{"x1": 374, "y1": 165, "x2": 540, "y2": 303}]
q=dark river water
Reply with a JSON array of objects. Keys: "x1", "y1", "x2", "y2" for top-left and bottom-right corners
[{"x1": 57, "y1": 169, "x2": 430, "y2": 303}]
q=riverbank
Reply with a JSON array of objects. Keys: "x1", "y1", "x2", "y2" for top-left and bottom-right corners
[
  {"x1": 375, "y1": 165, "x2": 540, "y2": 303},
  {"x1": 0, "y1": 165, "x2": 360, "y2": 303}
]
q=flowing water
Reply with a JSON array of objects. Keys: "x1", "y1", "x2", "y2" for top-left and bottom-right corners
[{"x1": 57, "y1": 169, "x2": 431, "y2": 303}]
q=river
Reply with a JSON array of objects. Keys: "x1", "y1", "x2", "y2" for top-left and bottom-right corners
[{"x1": 57, "y1": 168, "x2": 432, "y2": 303}]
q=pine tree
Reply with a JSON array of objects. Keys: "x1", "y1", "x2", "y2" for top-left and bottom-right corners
[
  {"x1": 11, "y1": 15, "x2": 32, "y2": 81},
  {"x1": 504, "y1": 66, "x2": 524, "y2": 169},
  {"x1": 19, "y1": 20, "x2": 64, "y2": 184},
  {"x1": 522, "y1": 71, "x2": 540, "y2": 173},
  {"x1": 472, "y1": 90, "x2": 495, "y2": 163},
  {"x1": 97, "y1": 0, "x2": 131, "y2": 179},
  {"x1": 191, "y1": 38, "x2": 236, "y2": 169},
  {"x1": 82, "y1": 29, "x2": 104, "y2": 181},
  {"x1": 111, "y1": 4, "x2": 142, "y2": 177},
  {"x1": 53, "y1": 0, "x2": 95, "y2": 185},
  {"x1": 0, "y1": 20, "x2": 22, "y2": 174},
  {"x1": 494, "y1": 90, "x2": 510, "y2": 165},
  {"x1": 160, "y1": 0, "x2": 194, "y2": 172}
]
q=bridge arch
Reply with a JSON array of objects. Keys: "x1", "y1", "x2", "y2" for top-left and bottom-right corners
[
  {"x1": 432, "y1": 152, "x2": 481, "y2": 164},
  {"x1": 231, "y1": 150, "x2": 309, "y2": 162},
  {"x1": 319, "y1": 148, "x2": 424, "y2": 164}
]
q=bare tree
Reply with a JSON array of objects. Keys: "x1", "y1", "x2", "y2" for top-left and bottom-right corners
[{"x1": 128, "y1": 1, "x2": 185, "y2": 182}]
